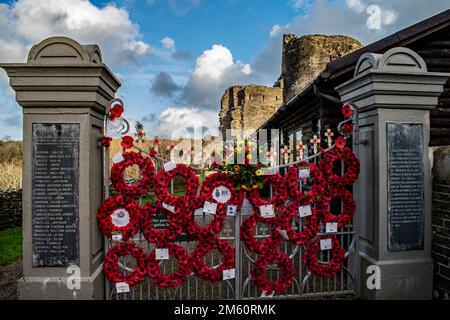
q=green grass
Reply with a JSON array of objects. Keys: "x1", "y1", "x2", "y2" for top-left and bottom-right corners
[{"x1": 0, "y1": 227, "x2": 22, "y2": 265}]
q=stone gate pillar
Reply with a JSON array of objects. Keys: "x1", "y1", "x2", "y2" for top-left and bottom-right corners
[
  {"x1": 336, "y1": 47, "x2": 449, "y2": 299},
  {"x1": 0, "y1": 37, "x2": 120, "y2": 299}
]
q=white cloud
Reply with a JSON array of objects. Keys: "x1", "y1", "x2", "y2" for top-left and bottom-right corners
[
  {"x1": 366, "y1": 5, "x2": 398, "y2": 30},
  {"x1": 161, "y1": 36, "x2": 176, "y2": 51},
  {"x1": 346, "y1": 0, "x2": 365, "y2": 13},
  {"x1": 182, "y1": 44, "x2": 252, "y2": 108},
  {"x1": 289, "y1": 0, "x2": 312, "y2": 12},
  {"x1": 250, "y1": 0, "x2": 449, "y2": 86},
  {"x1": 0, "y1": 0, "x2": 150, "y2": 68},
  {"x1": 150, "y1": 107, "x2": 219, "y2": 138},
  {"x1": 0, "y1": 0, "x2": 151, "y2": 140},
  {"x1": 270, "y1": 24, "x2": 282, "y2": 38},
  {"x1": 345, "y1": 1, "x2": 398, "y2": 30}
]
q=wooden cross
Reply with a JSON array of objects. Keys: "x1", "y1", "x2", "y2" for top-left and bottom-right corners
[
  {"x1": 281, "y1": 146, "x2": 290, "y2": 164},
  {"x1": 297, "y1": 141, "x2": 306, "y2": 160},
  {"x1": 310, "y1": 135, "x2": 320, "y2": 154},
  {"x1": 324, "y1": 129, "x2": 334, "y2": 148}
]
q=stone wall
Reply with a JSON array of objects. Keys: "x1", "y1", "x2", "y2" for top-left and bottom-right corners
[
  {"x1": 282, "y1": 34, "x2": 362, "y2": 102},
  {"x1": 432, "y1": 147, "x2": 450, "y2": 299},
  {"x1": 0, "y1": 189, "x2": 22, "y2": 230},
  {"x1": 219, "y1": 84, "x2": 283, "y2": 137},
  {"x1": 218, "y1": 34, "x2": 362, "y2": 135}
]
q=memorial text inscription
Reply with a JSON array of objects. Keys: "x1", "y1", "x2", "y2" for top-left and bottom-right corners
[
  {"x1": 387, "y1": 123, "x2": 424, "y2": 251},
  {"x1": 32, "y1": 123, "x2": 80, "y2": 266}
]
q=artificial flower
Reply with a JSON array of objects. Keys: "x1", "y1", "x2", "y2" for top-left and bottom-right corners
[
  {"x1": 335, "y1": 136, "x2": 347, "y2": 149},
  {"x1": 342, "y1": 104, "x2": 353, "y2": 119},
  {"x1": 109, "y1": 103, "x2": 124, "y2": 120},
  {"x1": 341, "y1": 123, "x2": 353, "y2": 135},
  {"x1": 98, "y1": 136, "x2": 112, "y2": 147},
  {"x1": 121, "y1": 135, "x2": 134, "y2": 149}
]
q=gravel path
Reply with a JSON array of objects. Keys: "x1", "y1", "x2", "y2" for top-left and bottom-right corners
[{"x1": 0, "y1": 258, "x2": 22, "y2": 300}]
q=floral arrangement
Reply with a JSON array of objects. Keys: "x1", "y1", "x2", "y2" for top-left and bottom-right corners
[
  {"x1": 147, "y1": 241, "x2": 192, "y2": 288},
  {"x1": 98, "y1": 101, "x2": 360, "y2": 294},
  {"x1": 110, "y1": 151, "x2": 155, "y2": 199},
  {"x1": 96, "y1": 195, "x2": 141, "y2": 241},
  {"x1": 251, "y1": 251, "x2": 296, "y2": 294},
  {"x1": 103, "y1": 242, "x2": 147, "y2": 286},
  {"x1": 191, "y1": 238, "x2": 235, "y2": 282},
  {"x1": 303, "y1": 235, "x2": 345, "y2": 278},
  {"x1": 215, "y1": 140, "x2": 268, "y2": 191}
]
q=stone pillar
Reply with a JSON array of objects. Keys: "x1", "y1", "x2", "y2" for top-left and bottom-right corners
[
  {"x1": 0, "y1": 37, "x2": 120, "y2": 299},
  {"x1": 336, "y1": 47, "x2": 449, "y2": 299}
]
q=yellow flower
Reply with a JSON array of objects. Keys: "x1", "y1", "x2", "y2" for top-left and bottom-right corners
[
  {"x1": 246, "y1": 154, "x2": 252, "y2": 160},
  {"x1": 234, "y1": 165, "x2": 240, "y2": 173},
  {"x1": 255, "y1": 169, "x2": 262, "y2": 176},
  {"x1": 241, "y1": 185, "x2": 247, "y2": 190},
  {"x1": 235, "y1": 147, "x2": 241, "y2": 153},
  {"x1": 252, "y1": 184, "x2": 258, "y2": 189}
]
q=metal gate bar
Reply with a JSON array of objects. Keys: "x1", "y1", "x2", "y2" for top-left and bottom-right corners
[{"x1": 105, "y1": 154, "x2": 356, "y2": 300}]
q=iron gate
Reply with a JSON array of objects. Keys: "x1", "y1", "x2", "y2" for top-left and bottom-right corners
[{"x1": 104, "y1": 154, "x2": 357, "y2": 300}]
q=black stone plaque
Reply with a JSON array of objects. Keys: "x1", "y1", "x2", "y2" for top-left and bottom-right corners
[
  {"x1": 32, "y1": 123, "x2": 80, "y2": 266},
  {"x1": 387, "y1": 123, "x2": 424, "y2": 252}
]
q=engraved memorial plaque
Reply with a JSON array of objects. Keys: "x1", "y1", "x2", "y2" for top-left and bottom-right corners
[
  {"x1": 32, "y1": 124, "x2": 80, "y2": 266},
  {"x1": 387, "y1": 123, "x2": 424, "y2": 251}
]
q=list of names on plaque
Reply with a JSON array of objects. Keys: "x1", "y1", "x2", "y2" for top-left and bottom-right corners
[
  {"x1": 32, "y1": 123, "x2": 80, "y2": 266},
  {"x1": 387, "y1": 123, "x2": 424, "y2": 252}
]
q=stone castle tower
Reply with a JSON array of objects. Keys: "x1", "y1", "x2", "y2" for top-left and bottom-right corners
[
  {"x1": 282, "y1": 34, "x2": 362, "y2": 102},
  {"x1": 218, "y1": 34, "x2": 362, "y2": 135},
  {"x1": 219, "y1": 83, "x2": 283, "y2": 137}
]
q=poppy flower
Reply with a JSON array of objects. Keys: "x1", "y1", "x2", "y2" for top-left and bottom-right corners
[
  {"x1": 342, "y1": 104, "x2": 353, "y2": 119},
  {"x1": 109, "y1": 104, "x2": 124, "y2": 120},
  {"x1": 150, "y1": 149, "x2": 158, "y2": 157},
  {"x1": 341, "y1": 123, "x2": 353, "y2": 135},
  {"x1": 98, "y1": 136, "x2": 112, "y2": 147},
  {"x1": 121, "y1": 135, "x2": 134, "y2": 149},
  {"x1": 335, "y1": 136, "x2": 347, "y2": 149}
]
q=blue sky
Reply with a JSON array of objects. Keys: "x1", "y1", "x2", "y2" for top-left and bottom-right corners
[{"x1": 0, "y1": 0, "x2": 449, "y2": 140}]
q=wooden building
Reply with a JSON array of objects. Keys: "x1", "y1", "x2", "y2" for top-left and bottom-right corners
[{"x1": 260, "y1": 9, "x2": 450, "y2": 161}]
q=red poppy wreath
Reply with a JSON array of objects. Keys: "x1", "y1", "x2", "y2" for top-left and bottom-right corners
[
  {"x1": 284, "y1": 162, "x2": 326, "y2": 202},
  {"x1": 147, "y1": 241, "x2": 192, "y2": 288},
  {"x1": 184, "y1": 197, "x2": 227, "y2": 239},
  {"x1": 251, "y1": 250, "x2": 295, "y2": 294},
  {"x1": 316, "y1": 187, "x2": 355, "y2": 228},
  {"x1": 154, "y1": 163, "x2": 199, "y2": 208},
  {"x1": 140, "y1": 201, "x2": 183, "y2": 243},
  {"x1": 273, "y1": 202, "x2": 320, "y2": 245},
  {"x1": 319, "y1": 147, "x2": 360, "y2": 188},
  {"x1": 103, "y1": 242, "x2": 148, "y2": 287},
  {"x1": 191, "y1": 238, "x2": 235, "y2": 282},
  {"x1": 240, "y1": 215, "x2": 282, "y2": 255},
  {"x1": 247, "y1": 173, "x2": 288, "y2": 211},
  {"x1": 199, "y1": 172, "x2": 243, "y2": 208},
  {"x1": 110, "y1": 151, "x2": 155, "y2": 199},
  {"x1": 97, "y1": 195, "x2": 141, "y2": 241},
  {"x1": 304, "y1": 235, "x2": 345, "y2": 277}
]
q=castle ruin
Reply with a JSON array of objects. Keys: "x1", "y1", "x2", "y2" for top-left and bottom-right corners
[{"x1": 218, "y1": 34, "x2": 363, "y2": 134}]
